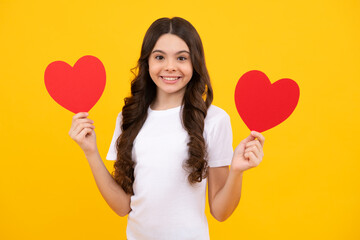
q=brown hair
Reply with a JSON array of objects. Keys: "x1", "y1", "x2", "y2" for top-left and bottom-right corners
[{"x1": 112, "y1": 17, "x2": 213, "y2": 195}]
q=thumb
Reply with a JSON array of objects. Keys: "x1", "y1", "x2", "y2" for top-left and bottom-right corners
[
  {"x1": 236, "y1": 141, "x2": 246, "y2": 154},
  {"x1": 237, "y1": 133, "x2": 253, "y2": 153},
  {"x1": 235, "y1": 132, "x2": 255, "y2": 155},
  {"x1": 241, "y1": 132, "x2": 256, "y2": 144}
]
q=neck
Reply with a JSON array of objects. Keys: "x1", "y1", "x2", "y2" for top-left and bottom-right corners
[{"x1": 150, "y1": 89, "x2": 185, "y2": 110}]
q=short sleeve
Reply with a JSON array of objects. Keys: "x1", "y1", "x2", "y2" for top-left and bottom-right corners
[
  {"x1": 205, "y1": 110, "x2": 234, "y2": 167},
  {"x1": 106, "y1": 112, "x2": 122, "y2": 161}
]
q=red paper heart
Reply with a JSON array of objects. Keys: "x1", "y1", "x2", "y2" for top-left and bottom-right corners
[
  {"x1": 44, "y1": 55, "x2": 106, "y2": 113},
  {"x1": 234, "y1": 70, "x2": 300, "y2": 132}
]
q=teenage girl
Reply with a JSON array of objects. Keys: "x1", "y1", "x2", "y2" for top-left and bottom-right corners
[{"x1": 69, "y1": 17, "x2": 265, "y2": 240}]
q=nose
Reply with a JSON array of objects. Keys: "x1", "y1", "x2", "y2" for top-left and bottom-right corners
[{"x1": 165, "y1": 59, "x2": 176, "y2": 72}]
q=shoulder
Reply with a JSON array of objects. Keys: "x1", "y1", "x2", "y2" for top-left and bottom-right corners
[
  {"x1": 204, "y1": 105, "x2": 233, "y2": 161},
  {"x1": 116, "y1": 111, "x2": 123, "y2": 121},
  {"x1": 205, "y1": 105, "x2": 230, "y2": 124},
  {"x1": 111, "y1": 111, "x2": 123, "y2": 128},
  {"x1": 204, "y1": 105, "x2": 231, "y2": 133}
]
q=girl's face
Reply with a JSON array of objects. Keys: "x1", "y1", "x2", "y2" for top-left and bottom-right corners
[{"x1": 148, "y1": 33, "x2": 193, "y2": 98}]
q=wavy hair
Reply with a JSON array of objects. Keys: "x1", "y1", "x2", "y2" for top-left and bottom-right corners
[{"x1": 112, "y1": 17, "x2": 213, "y2": 195}]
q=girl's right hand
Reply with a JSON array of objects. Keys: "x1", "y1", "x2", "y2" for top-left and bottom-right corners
[{"x1": 69, "y1": 112, "x2": 97, "y2": 155}]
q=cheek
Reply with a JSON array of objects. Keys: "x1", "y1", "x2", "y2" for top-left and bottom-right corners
[
  {"x1": 182, "y1": 63, "x2": 193, "y2": 77},
  {"x1": 149, "y1": 62, "x2": 162, "y2": 76}
]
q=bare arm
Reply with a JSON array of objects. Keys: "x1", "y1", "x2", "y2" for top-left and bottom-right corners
[
  {"x1": 85, "y1": 150, "x2": 131, "y2": 217},
  {"x1": 69, "y1": 112, "x2": 131, "y2": 217},
  {"x1": 208, "y1": 131, "x2": 265, "y2": 222},
  {"x1": 208, "y1": 166, "x2": 243, "y2": 222}
]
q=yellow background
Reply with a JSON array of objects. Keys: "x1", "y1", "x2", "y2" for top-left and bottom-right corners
[{"x1": 1, "y1": 0, "x2": 359, "y2": 239}]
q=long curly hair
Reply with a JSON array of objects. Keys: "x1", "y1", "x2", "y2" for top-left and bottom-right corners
[{"x1": 112, "y1": 17, "x2": 213, "y2": 195}]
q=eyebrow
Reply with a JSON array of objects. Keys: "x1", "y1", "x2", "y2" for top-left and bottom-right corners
[{"x1": 151, "y1": 50, "x2": 190, "y2": 55}]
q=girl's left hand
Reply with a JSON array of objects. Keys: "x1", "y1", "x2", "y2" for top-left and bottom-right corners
[{"x1": 231, "y1": 131, "x2": 265, "y2": 173}]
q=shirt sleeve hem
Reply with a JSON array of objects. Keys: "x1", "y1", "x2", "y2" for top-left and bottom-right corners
[
  {"x1": 208, "y1": 158, "x2": 232, "y2": 168},
  {"x1": 105, "y1": 153, "x2": 117, "y2": 161}
]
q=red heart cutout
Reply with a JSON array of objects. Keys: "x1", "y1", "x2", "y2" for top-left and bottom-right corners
[
  {"x1": 44, "y1": 55, "x2": 106, "y2": 114},
  {"x1": 234, "y1": 70, "x2": 300, "y2": 132}
]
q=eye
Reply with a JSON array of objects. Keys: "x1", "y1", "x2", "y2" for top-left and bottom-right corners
[
  {"x1": 155, "y1": 55, "x2": 164, "y2": 60},
  {"x1": 178, "y1": 56, "x2": 187, "y2": 61}
]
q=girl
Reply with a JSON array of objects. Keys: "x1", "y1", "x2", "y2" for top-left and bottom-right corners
[{"x1": 69, "y1": 17, "x2": 265, "y2": 240}]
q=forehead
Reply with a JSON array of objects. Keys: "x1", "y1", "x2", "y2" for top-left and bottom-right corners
[{"x1": 152, "y1": 34, "x2": 190, "y2": 53}]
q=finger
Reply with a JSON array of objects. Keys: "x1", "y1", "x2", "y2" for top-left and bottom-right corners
[
  {"x1": 245, "y1": 139, "x2": 260, "y2": 149},
  {"x1": 75, "y1": 118, "x2": 95, "y2": 124},
  {"x1": 71, "y1": 121, "x2": 94, "y2": 134},
  {"x1": 246, "y1": 140, "x2": 262, "y2": 155},
  {"x1": 79, "y1": 127, "x2": 93, "y2": 139},
  {"x1": 70, "y1": 119, "x2": 94, "y2": 134},
  {"x1": 241, "y1": 133, "x2": 256, "y2": 144},
  {"x1": 247, "y1": 152, "x2": 259, "y2": 167},
  {"x1": 72, "y1": 123, "x2": 95, "y2": 136},
  {"x1": 76, "y1": 123, "x2": 95, "y2": 132},
  {"x1": 75, "y1": 128, "x2": 92, "y2": 142},
  {"x1": 70, "y1": 117, "x2": 94, "y2": 134},
  {"x1": 245, "y1": 145, "x2": 260, "y2": 159},
  {"x1": 251, "y1": 131, "x2": 265, "y2": 147},
  {"x1": 72, "y1": 112, "x2": 89, "y2": 122}
]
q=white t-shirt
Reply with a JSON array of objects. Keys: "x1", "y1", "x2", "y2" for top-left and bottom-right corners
[{"x1": 106, "y1": 104, "x2": 233, "y2": 240}]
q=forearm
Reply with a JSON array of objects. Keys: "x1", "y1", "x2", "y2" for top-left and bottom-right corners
[
  {"x1": 210, "y1": 169, "x2": 244, "y2": 221},
  {"x1": 84, "y1": 150, "x2": 131, "y2": 217}
]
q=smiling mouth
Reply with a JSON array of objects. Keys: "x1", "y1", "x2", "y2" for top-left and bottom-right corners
[{"x1": 161, "y1": 76, "x2": 182, "y2": 81}]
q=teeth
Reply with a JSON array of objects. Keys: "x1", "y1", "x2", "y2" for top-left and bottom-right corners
[{"x1": 162, "y1": 77, "x2": 179, "y2": 81}]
